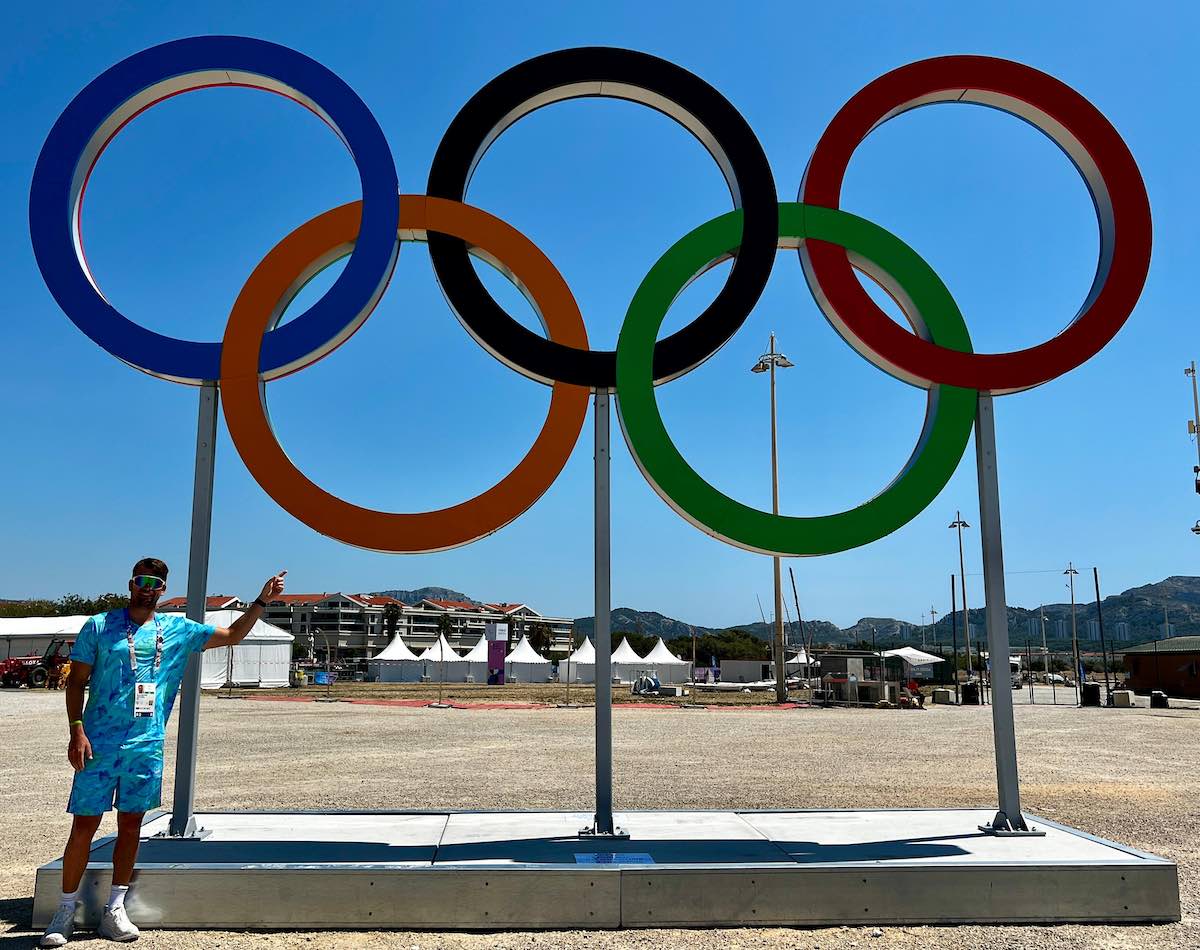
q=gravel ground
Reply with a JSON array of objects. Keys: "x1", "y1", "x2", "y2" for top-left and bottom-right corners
[{"x1": 2, "y1": 689, "x2": 1197, "y2": 949}]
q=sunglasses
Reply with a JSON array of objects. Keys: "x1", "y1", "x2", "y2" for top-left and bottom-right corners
[{"x1": 131, "y1": 575, "x2": 166, "y2": 592}]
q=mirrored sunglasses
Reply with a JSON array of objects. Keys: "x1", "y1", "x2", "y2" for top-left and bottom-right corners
[{"x1": 131, "y1": 575, "x2": 165, "y2": 591}]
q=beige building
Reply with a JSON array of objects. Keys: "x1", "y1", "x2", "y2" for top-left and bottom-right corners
[{"x1": 165, "y1": 593, "x2": 572, "y2": 661}]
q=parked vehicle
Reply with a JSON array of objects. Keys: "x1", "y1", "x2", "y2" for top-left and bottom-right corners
[{"x1": 0, "y1": 638, "x2": 72, "y2": 688}]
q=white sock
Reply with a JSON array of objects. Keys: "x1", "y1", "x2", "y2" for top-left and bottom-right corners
[
  {"x1": 108, "y1": 884, "x2": 129, "y2": 910},
  {"x1": 58, "y1": 888, "x2": 79, "y2": 909}
]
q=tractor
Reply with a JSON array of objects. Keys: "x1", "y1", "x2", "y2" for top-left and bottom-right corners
[{"x1": 0, "y1": 638, "x2": 72, "y2": 689}]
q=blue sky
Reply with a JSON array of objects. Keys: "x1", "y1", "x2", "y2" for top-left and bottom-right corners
[{"x1": 3, "y1": 1, "x2": 1197, "y2": 628}]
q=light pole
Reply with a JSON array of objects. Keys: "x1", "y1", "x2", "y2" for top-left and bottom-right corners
[
  {"x1": 949, "y1": 512, "x2": 974, "y2": 690},
  {"x1": 1185, "y1": 363, "x2": 1200, "y2": 500},
  {"x1": 929, "y1": 606, "x2": 938, "y2": 652},
  {"x1": 752, "y1": 333, "x2": 794, "y2": 704},
  {"x1": 1065, "y1": 563, "x2": 1081, "y2": 705},
  {"x1": 1040, "y1": 606, "x2": 1055, "y2": 705},
  {"x1": 315, "y1": 629, "x2": 333, "y2": 701}
]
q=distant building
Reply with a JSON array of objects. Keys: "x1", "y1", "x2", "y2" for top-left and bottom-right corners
[
  {"x1": 1123, "y1": 636, "x2": 1200, "y2": 698},
  {"x1": 1114, "y1": 621, "x2": 1131, "y2": 642},
  {"x1": 1087, "y1": 620, "x2": 1101, "y2": 642},
  {"x1": 161, "y1": 593, "x2": 572, "y2": 662},
  {"x1": 159, "y1": 595, "x2": 248, "y2": 612}
]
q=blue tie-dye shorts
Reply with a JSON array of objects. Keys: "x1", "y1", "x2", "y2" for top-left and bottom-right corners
[{"x1": 67, "y1": 744, "x2": 163, "y2": 815}]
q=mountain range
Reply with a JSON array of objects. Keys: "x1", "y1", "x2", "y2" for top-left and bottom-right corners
[
  {"x1": 570, "y1": 576, "x2": 1200, "y2": 650},
  {"x1": 367, "y1": 576, "x2": 1200, "y2": 651}
]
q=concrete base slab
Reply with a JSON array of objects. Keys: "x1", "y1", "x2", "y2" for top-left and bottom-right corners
[{"x1": 33, "y1": 809, "x2": 1179, "y2": 930}]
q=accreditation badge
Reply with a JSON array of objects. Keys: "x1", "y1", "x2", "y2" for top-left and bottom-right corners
[{"x1": 134, "y1": 682, "x2": 157, "y2": 718}]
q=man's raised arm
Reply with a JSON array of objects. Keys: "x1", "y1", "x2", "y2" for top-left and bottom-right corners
[{"x1": 203, "y1": 571, "x2": 287, "y2": 651}]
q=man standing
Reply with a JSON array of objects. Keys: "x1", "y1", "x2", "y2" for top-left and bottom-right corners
[{"x1": 41, "y1": 558, "x2": 286, "y2": 947}]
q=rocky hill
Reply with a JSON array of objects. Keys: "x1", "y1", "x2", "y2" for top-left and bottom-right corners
[
  {"x1": 571, "y1": 577, "x2": 1200, "y2": 650},
  {"x1": 369, "y1": 577, "x2": 1200, "y2": 650},
  {"x1": 372, "y1": 587, "x2": 477, "y2": 606}
]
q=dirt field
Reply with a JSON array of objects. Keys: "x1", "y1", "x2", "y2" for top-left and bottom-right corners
[{"x1": 2, "y1": 688, "x2": 1197, "y2": 949}]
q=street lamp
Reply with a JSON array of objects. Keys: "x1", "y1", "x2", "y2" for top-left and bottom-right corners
[
  {"x1": 1185, "y1": 363, "x2": 1200, "y2": 500},
  {"x1": 949, "y1": 512, "x2": 975, "y2": 695},
  {"x1": 752, "y1": 332, "x2": 794, "y2": 704}
]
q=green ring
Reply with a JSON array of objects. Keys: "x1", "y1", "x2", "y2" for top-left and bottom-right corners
[{"x1": 615, "y1": 203, "x2": 977, "y2": 557}]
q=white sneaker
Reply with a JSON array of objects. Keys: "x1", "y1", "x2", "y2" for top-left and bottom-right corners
[
  {"x1": 39, "y1": 904, "x2": 75, "y2": 946},
  {"x1": 97, "y1": 903, "x2": 139, "y2": 942}
]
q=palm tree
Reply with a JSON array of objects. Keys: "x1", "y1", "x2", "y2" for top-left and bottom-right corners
[
  {"x1": 383, "y1": 603, "x2": 401, "y2": 640},
  {"x1": 528, "y1": 621, "x2": 552, "y2": 656}
]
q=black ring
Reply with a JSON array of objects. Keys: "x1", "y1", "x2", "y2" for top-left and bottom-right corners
[{"x1": 426, "y1": 47, "x2": 778, "y2": 389}]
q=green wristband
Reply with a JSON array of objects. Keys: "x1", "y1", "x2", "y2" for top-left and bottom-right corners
[{"x1": 70, "y1": 719, "x2": 84, "y2": 727}]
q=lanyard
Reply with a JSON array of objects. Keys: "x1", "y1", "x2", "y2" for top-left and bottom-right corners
[{"x1": 125, "y1": 610, "x2": 164, "y2": 674}]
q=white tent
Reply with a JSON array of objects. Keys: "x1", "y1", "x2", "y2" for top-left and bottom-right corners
[
  {"x1": 0, "y1": 611, "x2": 293, "y2": 688},
  {"x1": 460, "y1": 636, "x2": 491, "y2": 683},
  {"x1": 368, "y1": 634, "x2": 423, "y2": 683},
  {"x1": 418, "y1": 634, "x2": 467, "y2": 682},
  {"x1": 197, "y1": 610, "x2": 294, "y2": 689},
  {"x1": 560, "y1": 637, "x2": 595, "y2": 684},
  {"x1": 610, "y1": 637, "x2": 646, "y2": 684},
  {"x1": 0, "y1": 615, "x2": 93, "y2": 660},
  {"x1": 883, "y1": 646, "x2": 945, "y2": 679},
  {"x1": 505, "y1": 634, "x2": 551, "y2": 684},
  {"x1": 642, "y1": 637, "x2": 691, "y2": 684}
]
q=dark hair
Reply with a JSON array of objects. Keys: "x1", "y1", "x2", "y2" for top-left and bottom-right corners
[{"x1": 132, "y1": 557, "x2": 169, "y2": 580}]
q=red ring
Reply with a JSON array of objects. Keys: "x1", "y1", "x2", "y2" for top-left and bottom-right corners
[{"x1": 800, "y1": 55, "x2": 1151, "y2": 394}]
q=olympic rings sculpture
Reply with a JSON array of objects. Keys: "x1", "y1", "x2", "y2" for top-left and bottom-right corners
[{"x1": 30, "y1": 37, "x2": 1152, "y2": 557}]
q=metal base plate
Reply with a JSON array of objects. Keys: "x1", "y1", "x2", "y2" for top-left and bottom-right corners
[{"x1": 33, "y1": 808, "x2": 1179, "y2": 930}]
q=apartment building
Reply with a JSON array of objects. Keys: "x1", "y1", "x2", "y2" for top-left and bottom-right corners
[{"x1": 160, "y1": 591, "x2": 574, "y2": 661}]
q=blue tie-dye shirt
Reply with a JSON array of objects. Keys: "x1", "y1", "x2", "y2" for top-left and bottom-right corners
[{"x1": 70, "y1": 610, "x2": 215, "y2": 752}]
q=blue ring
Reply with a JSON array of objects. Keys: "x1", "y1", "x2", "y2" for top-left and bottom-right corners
[{"x1": 29, "y1": 35, "x2": 399, "y2": 383}]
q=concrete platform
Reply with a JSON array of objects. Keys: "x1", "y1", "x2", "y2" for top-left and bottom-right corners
[{"x1": 33, "y1": 809, "x2": 1179, "y2": 929}]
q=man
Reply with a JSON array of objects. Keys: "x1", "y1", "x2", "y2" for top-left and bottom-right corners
[{"x1": 40, "y1": 558, "x2": 286, "y2": 947}]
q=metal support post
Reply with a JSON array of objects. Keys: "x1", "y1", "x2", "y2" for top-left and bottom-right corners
[
  {"x1": 167, "y1": 382, "x2": 218, "y2": 839},
  {"x1": 582, "y1": 391, "x2": 626, "y2": 839},
  {"x1": 950, "y1": 576, "x2": 960, "y2": 704},
  {"x1": 974, "y1": 394, "x2": 1040, "y2": 835},
  {"x1": 1093, "y1": 568, "x2": 1113, "y2": 704}
]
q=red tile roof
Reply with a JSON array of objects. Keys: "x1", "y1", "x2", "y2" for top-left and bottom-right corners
[
  {"x1": 424, "y1": 599, "x2": 479, "y2": 611},
  {"x1": 363, "y1": 595, "x2": 404, "y2": 606},
  {"x1": 486, "y1": 602, "x2": 528, "y2": 614}
]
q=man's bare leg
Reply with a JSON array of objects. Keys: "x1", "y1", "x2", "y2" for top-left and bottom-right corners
[
  {"x1": 61, "y1": 814, "x2": 103, "y2": 893},
  {"x1": 111, "y1": 811, "x2": 145, "y2": 886}
]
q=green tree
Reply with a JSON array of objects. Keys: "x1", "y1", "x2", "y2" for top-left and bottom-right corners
[{"x1": 0, "y1": 593, "x2": 129, "y2": 618}]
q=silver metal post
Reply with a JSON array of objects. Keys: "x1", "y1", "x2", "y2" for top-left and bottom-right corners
[
  {"x1": 583, "y1": 391, "x2": 625, "y2": 838},
  {"x1": 167, "y1": 381, "x2": 218, "y2": 839},
  {"x1": 1067, "y1": 564, "x2": 1081, "y2": 705},
  {"x1": 974, "y1": 394, "x2": 1039, "y2": 835}
]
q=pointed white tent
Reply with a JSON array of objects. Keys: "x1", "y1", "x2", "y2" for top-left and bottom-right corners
[
  {"x1": 610, "y1": 637, "x2": 646, "y2": 684},
  {"x1": 419, "y1": 634, "x2": 467, "y2": 682},
  {"x1": 368, "y1": 633, "x2": 423, "y2": 683},
  {"x1": 560, "y1": 637, "x2": 596, "y2": 684},
  {"x1": 505, "y1": 634, "x2": 551, "y2": 683},
  {"x1": 642, "y1": 637, "x2": 691, "y2": 684},
  {"x1": 460, "y1": 636, "x2": 491, "y2": 682}
]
